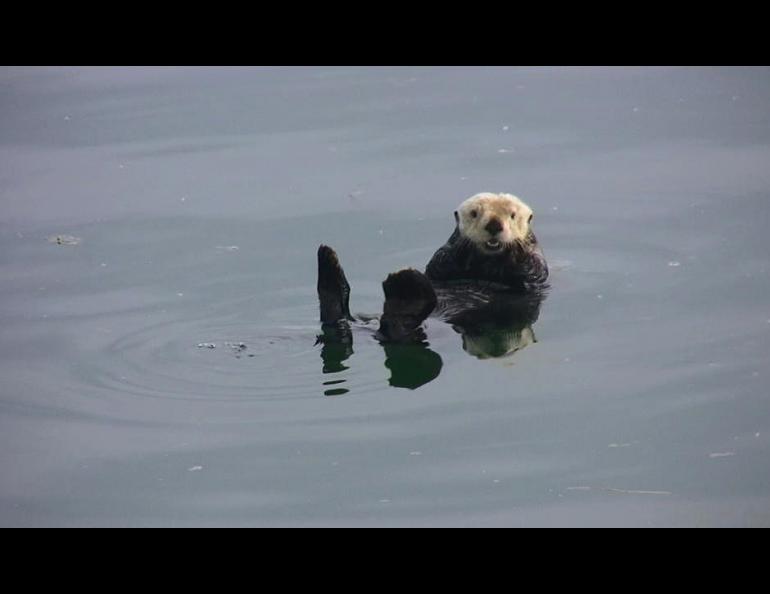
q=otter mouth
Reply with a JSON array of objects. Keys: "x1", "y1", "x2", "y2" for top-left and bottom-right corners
[{"x1": 484, "y1": 239, "x2": 504, "y2": 252}]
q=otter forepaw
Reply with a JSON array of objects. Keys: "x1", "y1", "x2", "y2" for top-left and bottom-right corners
[{"x1": 378, "y1": 269, "x2": 437, "y2": 342}]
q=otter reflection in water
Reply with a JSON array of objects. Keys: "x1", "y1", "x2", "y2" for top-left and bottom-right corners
[
  {"x1": 316, "y1": 281, "x2": 544, "y2": 392},
  {"x1": 436, "y1": 283, "x2": 544, "y2": 360},
  {"x1": 316, "y1": 192, "x2": 549, "y2": 393},
  {"x1": 317, "y1": 320, "x2": 446, "y2": 392}
]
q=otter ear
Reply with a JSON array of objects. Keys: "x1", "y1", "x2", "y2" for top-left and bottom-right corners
[{"x1": 453, "y1": 210, "x2": 459, "y2": 224}]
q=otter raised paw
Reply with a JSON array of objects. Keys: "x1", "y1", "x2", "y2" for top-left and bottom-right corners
[{"x1": 378, "y1": 269, "x2": 438, "y2": 343}]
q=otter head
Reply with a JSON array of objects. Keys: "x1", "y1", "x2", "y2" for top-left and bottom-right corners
[{"x1": 454, "y1": 192, "x2": 534, "y2": 254}]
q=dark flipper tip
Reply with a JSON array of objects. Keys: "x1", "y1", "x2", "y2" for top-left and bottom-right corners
[{"x1": 317, "y1": 245, "x2": 352, "y2": 324}]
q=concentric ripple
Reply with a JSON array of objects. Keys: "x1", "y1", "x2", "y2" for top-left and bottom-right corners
[{"x1": 72, "y1": 295, "x2": 389, "y2": 406}]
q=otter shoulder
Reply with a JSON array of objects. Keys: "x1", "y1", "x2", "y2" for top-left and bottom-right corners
[{"x1": 425, "y1": 230, "x2": 465, "y2": 282}]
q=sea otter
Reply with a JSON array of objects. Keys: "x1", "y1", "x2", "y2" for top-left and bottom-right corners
[
  {"x1": 317, "y1": 192, "x2": 548, "y2": 357},
  {"x1": 425, "y1": 192, "x2": 549, "y2": 290}
]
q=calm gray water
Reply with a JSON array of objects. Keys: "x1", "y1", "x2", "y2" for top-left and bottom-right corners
[{"x1": 1, "y1": 66, "x2": 769, "y2": 527}]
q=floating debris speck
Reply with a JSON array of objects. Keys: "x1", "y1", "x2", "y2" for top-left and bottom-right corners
[
  {"x1": 605, "y1": 488, "x2": 671, "y2": 496},
  {"x1": 47, "y1": 234, "x2": 81, "y2": 246},
  {"x1": 197, "y1": 343, "x2": 216, "y2": 349}
]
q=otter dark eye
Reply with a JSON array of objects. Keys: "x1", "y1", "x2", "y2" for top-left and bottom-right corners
[{"x1": 470, "y1": 210, "x2": 478, "y2": 219}]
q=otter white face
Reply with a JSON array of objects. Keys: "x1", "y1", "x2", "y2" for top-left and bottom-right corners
[{"x1": 455, "y1": 192, "x2": 534, "y2": 254}]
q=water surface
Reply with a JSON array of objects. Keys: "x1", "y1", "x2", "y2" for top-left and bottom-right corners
[{"x1": 1, "y1": 66, "x2": 769, "y2": 526}]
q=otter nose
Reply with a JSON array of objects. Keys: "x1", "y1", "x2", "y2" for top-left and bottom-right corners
[{"x1": 485, "y1": 217, "x2": 503, "y2": 236}]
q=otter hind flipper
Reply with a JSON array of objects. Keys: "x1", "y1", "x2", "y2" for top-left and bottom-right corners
[
  {"x1": 378, "y1": 269, "x2": 438, "y2": 342},
  {"x1": 317, "y1": 245, "x2": 353, "y2": 324}
]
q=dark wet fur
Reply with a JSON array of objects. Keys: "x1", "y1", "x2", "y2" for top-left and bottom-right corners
[
  {"x1": 317, "y1": 244, "x2": 353, "y2": 324},
  {"x1": 378, "y1": 269, "x2": 438, "y2": 343},
  {"x1": 425, "y1": 228, "x2": 549, "y2": 292},
  {"x1": 432, "y1": 281, "x2": 544, "y2": 327},
  {"x1": 317, "y1": 246, "x2": 436, "y2": 343}
]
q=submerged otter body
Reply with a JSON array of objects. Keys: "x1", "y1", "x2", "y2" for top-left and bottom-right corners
[{"x1": 317, "y1": 192, "x2": 548, "y2": 358}]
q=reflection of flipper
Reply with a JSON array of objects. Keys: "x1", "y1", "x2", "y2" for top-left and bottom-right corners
[
  {"x1": 316, "y1": 322, "x2": 353, "y2": 373},
  {"x1": 384, "y1": 343, "x2": 443, "y2": 389},
  {"x1": 378, "y1": 269, "x2": 437, "y2": 343},
  {"x1": 317, "y1": 245, "x2": 353, "y2": 324}
]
